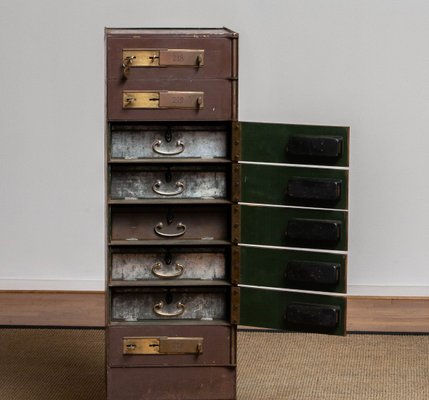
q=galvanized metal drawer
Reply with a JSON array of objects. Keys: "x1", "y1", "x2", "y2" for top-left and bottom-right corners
[
  {"x1": 107, "y1": 80, "x2": 233, "y2": 121},
  {"x1": 106, "y1": 34, "x2": 235, "y2": 80},
  {"x1": 108, "y1": 325, "x2": 234, "y2": 366},
  {"x1": 239, "y1": 246, "x2": 346, "y2": 293},
  {"x1": 240, "y1": 164, "x2": 348, "y2": 209},
  {"x1": 239, "y1": 205, "x2": 348, "y2": 251},
  {"x1": 110, "y1": 287, "x2": 231, "y2": 322},
  {"x1": 109, "y1": 247, "x2": 230, "y2": 283},
  {"x1": 109, "y1": 123, "x2": 230, "y2": 161},
  {"x1": 110, "y1": 205, "x2": 230, "y2": 242},
  {"x1": 107, "y1": 366, "x2": 236, "y2": 400},
  {"x1": 109, "y1": 165, "x2": 229, "y2": 200}
]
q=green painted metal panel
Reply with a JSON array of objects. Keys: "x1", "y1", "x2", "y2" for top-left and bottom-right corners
[
  {"x1": 240, "y1": 122, "x2": 349, "y2": 166},
  {"x1": 240, "y1": 164, "x2": 348, "y2": 209},
  {"x1": 240, "y1": 205, "x2": 348, "y2": 251},
  {"x1": 240, "y1": 287, "x2": 346, "y2": 335},
  {"x1": 240, "y1": 246, "x2": 346, "y2": 293}
]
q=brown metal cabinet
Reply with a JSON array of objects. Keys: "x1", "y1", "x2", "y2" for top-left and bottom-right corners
[{"x1": 105, "y1": 28, "x2": 349, "y2": 400}]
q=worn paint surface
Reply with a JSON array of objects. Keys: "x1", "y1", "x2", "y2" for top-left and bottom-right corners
[
  {"x1": 111, "y1": 252, "x2": 226, "y2": 281},
  {"x1": 111, "y1": 289, "x2": 227, "y2": 321},
  {"x1": 110, "y1": 168, "x2": 227, "y2": 199},
  {"x1": 111, "y1": 125, "x2": 228, "y2": 159}
]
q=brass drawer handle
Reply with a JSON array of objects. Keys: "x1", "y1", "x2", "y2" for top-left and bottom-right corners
[
  {"x1": 153, "y1": 301, "x2": 185, "y2": 317},
  {"x1": 122, "y1": 55, "x2": 136, "y2": 77},
  {"x1": 123, "y1": 91, "x2": 204, "y2": 109},
  {"x1": 154, "y1": 222, "x2": 186, "y2": 237},
  {"x1": 151, "y1": 262, "x2": 184, "y2": 279},
  {"x1": 152, "y1": 180, "x2": 184, "y2": 196},
  {"x1": 152, "y1": 139, "x2": 185, "y2": 156}
]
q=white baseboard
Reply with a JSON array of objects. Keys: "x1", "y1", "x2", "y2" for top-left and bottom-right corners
[
  {"x1": 0, "y1": 279, "x2": 428, "y2": 296},
  {"x1": 0, "y1": 279, "x2": 104, "y2": 291}
]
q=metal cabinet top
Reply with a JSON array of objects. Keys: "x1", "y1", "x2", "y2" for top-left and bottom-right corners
[{"x1": 105, "y1": 27, "x2": 238, "y2": 38}]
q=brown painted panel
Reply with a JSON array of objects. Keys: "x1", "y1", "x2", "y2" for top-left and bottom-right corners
[
  {"x1": 107, "y1": 37, "x2": 232, "y2": 80},
  {"x1": 108, "y1": 325, "x2": 233, "y2": 366},
  {"x1": 107, "y1": 79, "x2": 232, "y2": 121},
  {"x1": 107, "y1": 366, "x2": 236, "y2": 400},
  {"x1": 110, "y1": 205, "x2": 229, "y2": 241}
]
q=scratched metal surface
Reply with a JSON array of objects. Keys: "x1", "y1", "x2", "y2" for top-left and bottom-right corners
[
  {"x1": 110, "y1": 168, "x2": 227, "y2": 199},
  {"x1": 110, "y1": 126, "x2": 228, "y2": 159},
  {"x1": 111, "y1": 252, "x2": 226, "y2": 281},
  {"x1": 111, "y1": 289, "x2": 227, "y2": 321}
]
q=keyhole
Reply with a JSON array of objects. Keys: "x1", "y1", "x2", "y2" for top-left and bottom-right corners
[
  {"x1": 166, "y1": 208, "x2": 174, "y2": 225},
  {"x1": 164, "y1": 251, "x2": 172, "y2": 265},
  {"x1": 165, "y1": 290, "x2": 173, "y2": 305},
  {"x1": 165, "y1": 167, "x2": 172, "y2": 183},
  {"x1": 165, "y1": 126, "x2": 172, "y2": 143},
  {"x1": 149, "y1": 343, "x2": 159, "y2": 348}
]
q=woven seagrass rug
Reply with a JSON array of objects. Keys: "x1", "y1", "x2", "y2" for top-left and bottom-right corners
[{"x1": 0, "y1": 328, "x2": 428, "y2": 400}]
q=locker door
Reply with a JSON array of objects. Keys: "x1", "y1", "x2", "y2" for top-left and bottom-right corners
[{"x1": 237, "y1": 122, "x2": 350, "y2": 335}]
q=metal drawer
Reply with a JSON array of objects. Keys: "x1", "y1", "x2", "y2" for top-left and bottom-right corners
[
  {"x1": 239, "y1": 205, "x2": 348, "y2": 251},
  {"x1": 107, "y1": 80, "x2": 233, "y2": 121},
  {"x1": 110, "y1": 287, "x2": 229, "y2": 322},
  {"x1": 110, "y1": 205, "x2": 230, "y2": 242},
  {"x1": 109, "y1": 123, "x2": 230, "y2": 160},
  {"x1": 110, "y1": 165, "x2": 229, "y2": 200},
  {"x1": 108, "y1": 325, "x2": 234, "y2": 366},
  {"x1": 109, "y1": 247, "x2": 229, "y2": 282},
  {"x1": 240, "y1": 164, "x2": 348, "y2": 209}
]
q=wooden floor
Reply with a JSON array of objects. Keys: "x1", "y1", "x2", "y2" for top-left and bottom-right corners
[{"x1": 1, "y1": 291, "x2": 428, "y2": 332}]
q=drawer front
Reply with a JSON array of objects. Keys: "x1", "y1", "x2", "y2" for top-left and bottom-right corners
[
  {"x1": 108, "y1": 325, "x2": 233, "y2": 366},
  {"x1": 240, "y1": 287, "x2": 346, "y2": 335},
  {"x1": 110, "y1": 123, "x2": 229, "y2": 160},
  {"x1": 107, "y1": 37, "x2": 233, "y2": 80},
  {"x1": 239, "y1": 246, "x2": 346, "y2": 293},
  {"x1": 111, "y1": 288, "x2": 228, "y2": 321},
  {"x1": 110, "y1": 205, "x2": 229, "y2": 241},
  {"x1": 240, "y1": 122, "x2": 349, "y2": 167},
  {"x1": 240, "y1": 205, "x2": 347, "y2": 251},
  {"x1": 107, "y1": 366, "x2": 236, "y2": 400},
  {"x1": 110, "y1": 165, "x2": 229, "y2": 200},
  {"x1": 240, "y1": 164, "x2": 348, "y2": 209},
  {"x1": 107, "y1": 80, "x2": 232, "y2": 121},
  {"x1": 110, "y1": 247, "x2": 227, "y2": 282}
]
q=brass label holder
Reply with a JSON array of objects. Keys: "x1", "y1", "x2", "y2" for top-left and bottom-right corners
[
  {"x1": 123, "y1": 336, "x2": 203, "y2": 355},
  {"x1": 123, "y1": 91, "x2": 204, "y2": 109},
  {"x1": 123, "y1": 49, "x2": 204, "y2": 68}
]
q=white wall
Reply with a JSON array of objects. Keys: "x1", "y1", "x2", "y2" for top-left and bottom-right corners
[{"x1": 1, "y1": 0, "x2": 429, "y2": 295}]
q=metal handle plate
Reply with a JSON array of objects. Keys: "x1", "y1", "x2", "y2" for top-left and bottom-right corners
[
  {"x1": 153, "y1": 301, "x2": 185, "y2": 317},
  {"x1": 152, "y1": 180, "x2": 185, "y2": 196},
  {"x1": 154, "y1": 222, "x2": 186, "y2": 238},
  {"x1": 151, "y1": 262, "x2": 184, "y2": 279},
  {"x1": 123, "y1": 91, "x2": 204, "y2": 109},
  {"x1": 123, "y1": 336, "x2": 203, "y2": 355},
  {"x1": 152, "y1": 139, "x2": 185, "y2": 156},
  {"x1": 123, "y1": 49, "x2": 204, "y2": 68}
]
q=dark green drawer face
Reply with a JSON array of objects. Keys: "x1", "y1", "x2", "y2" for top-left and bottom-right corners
[
  {"x1": 240, "y1": 287, "x2": 346, "y2": 335},
  {"x1": 240, "y1": 164, "x2": 348, "y2": 209},
  {"x1": 240, "y1": 247, "x2": 346, "y2": 293},
  {"x1": 240, "y1": 205, "x2": 348, "y2": 251},
  {"x1": 240, "y1": 122, "x2": 349, "y2": 166}
]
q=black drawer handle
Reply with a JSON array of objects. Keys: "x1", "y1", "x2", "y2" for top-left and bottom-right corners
[
  {"x1": 287, "y1": 178, "x2": 342, "y2": 202},
  {"x1": 286, "y1": 136, "x2": 343, "y2": 158},
  {"x1": 286, "y1": 303, "x2": 339, "y2": 329},
  {"x1": 286, "y1": 219, "x2": 341, "y2": 243},
  {"x1": 285, "y1": 261, "x2": 340, "y2": 285}
]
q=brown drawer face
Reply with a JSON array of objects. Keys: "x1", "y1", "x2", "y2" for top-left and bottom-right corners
[
  {"x1": 110, "y1": 205, "x2": 229, "y2": 242},
  {"x1": 108, "y1": 325, "x2": 233, "y2": 366},
  {"x1": 110, "y1": 287, "x2": 228, "y2": 322},
  {"x1": 110, "y1": 165, "x2": 229, "y2": 200},
  {"x1": 110, "y1": 247, "x2": 228, "y2": 282},
  {"x1": 107, "y1": 366, "x2": 236, "y2": 400},
  {"x1": 107, "y1": 79, "x2": 232, "y2": 121},
  {"x1": 109, "y1": 123, "x2": 230, "y2": 160},
  {"x1": 107, "y1": 37, "x2": 233, "y2": 80}
]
